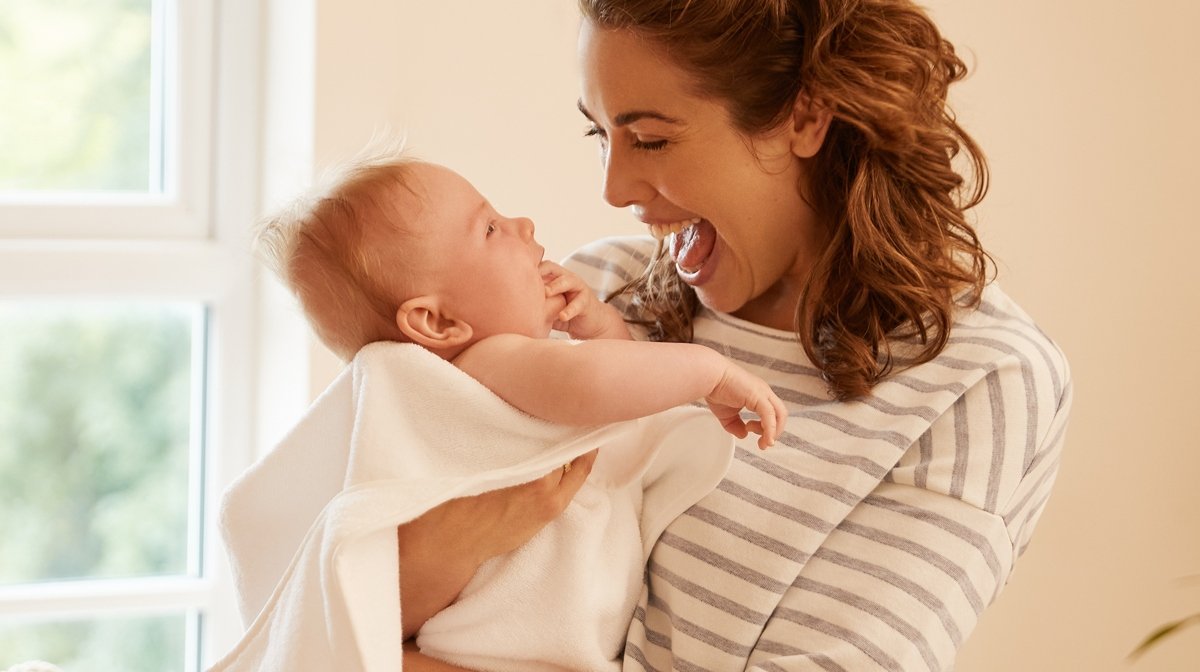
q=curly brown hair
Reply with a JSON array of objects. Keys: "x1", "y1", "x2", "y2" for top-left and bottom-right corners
[{"x1": 579, "y1": 0, "x2": 992, "y2": 400}]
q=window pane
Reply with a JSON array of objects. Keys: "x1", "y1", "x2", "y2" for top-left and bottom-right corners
[
  {"x1": 0, "y1": 0, "x2": 160, "y2": 193},
  {"x1": 0, "y1": 302, "x2": 198, "y2": 584},
  {"x1": 0, "y1": 612, "x2": 190, "y2": 672}
]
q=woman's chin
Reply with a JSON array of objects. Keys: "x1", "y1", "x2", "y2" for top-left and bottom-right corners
[{"x1": 692, "y1": 286, "x2": 745, "y2": 315}]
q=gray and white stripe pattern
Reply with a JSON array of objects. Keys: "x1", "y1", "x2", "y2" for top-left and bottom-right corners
[{"x1": 565, "y1": 237, "x2": 1072, "y2": 672}]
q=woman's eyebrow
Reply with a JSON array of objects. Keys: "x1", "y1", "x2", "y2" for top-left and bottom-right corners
[{"x1": 577, "y1": 99, "x2": 681, "y2": 127}]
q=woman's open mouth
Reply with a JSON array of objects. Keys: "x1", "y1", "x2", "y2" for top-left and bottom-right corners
[{"x1": 667, "y1": 218, "x2": 716, "y2": 282}]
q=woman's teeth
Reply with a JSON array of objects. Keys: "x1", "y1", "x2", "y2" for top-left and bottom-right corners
[{"x1": 649, "y1": 218, "x2": 700, "y2": 241}]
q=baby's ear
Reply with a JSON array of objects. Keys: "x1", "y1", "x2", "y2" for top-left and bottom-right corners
[{"x1": 395, "y1": 296, "x2": 474, "y2": 349}]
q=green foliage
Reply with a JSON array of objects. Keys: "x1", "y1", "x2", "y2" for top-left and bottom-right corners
[
  {"x1": 0, "y1": 0, "x2": 153, "y2": 191},
  {"x1": 0, "y1": 302, "x2": 192, "y2": 583},
  {"x1": 0, "y1": 614, "x2": 186, "y2": 672},
  {"x1": 1129, "y1": 613, "x2": 1200, "y2": 661},
  {"x1": 1129, "y1": 575, "x2": 1200, "y2": 663},
  {"x1": 0, "y1": 302, "x2": 195, "y2": 670},
  {"x1": 0, "y1": 2, "x2": 192, "y2": 668}
]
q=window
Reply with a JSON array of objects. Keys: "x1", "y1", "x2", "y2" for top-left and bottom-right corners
[
  {"x1": 0, "y1": 0, "x2": 212, "y2": 239},
  {"x1": 0, "y1": 0, "x2": 259, "y2": 669},
  {"x1": 1, "y1": 0, "x2": 161, "y2": 194}
]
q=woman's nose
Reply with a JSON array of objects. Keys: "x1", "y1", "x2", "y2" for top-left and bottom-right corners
[{"x1": 601, "y1": 144, "x2": 655, "y2": 208}]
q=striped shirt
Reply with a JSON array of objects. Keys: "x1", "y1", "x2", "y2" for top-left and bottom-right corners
[{"x1": 564, "y1": 237, "x2": 1072, "y2": 672}]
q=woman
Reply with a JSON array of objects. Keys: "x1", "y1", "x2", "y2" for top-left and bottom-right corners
[{"x1": 401, "y1": 0, "x2": 1072, "y2": 669}]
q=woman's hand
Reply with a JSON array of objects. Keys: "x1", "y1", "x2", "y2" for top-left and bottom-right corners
[{"x1": 397, "y1": 449, "x2": 599, "y2": 638}]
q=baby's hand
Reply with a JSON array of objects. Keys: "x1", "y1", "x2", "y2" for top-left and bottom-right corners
[
  {"x1": 541, "y1": 261, "x2": 629, "y2": 340},
  {"x1": 704, "y1": 363, "x2": 787, "y2": 449}
]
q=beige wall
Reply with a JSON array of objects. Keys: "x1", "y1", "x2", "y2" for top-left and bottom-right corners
[{"x1": 299, "y1": 2, "x2": 1200, "y2": 669}]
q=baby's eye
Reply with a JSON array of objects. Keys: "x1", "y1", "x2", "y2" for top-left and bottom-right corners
[{"x1": 486, "y1": 223, "x2": 496, "y2": 236}]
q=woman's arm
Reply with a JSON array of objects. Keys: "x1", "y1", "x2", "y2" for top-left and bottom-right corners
[
  {"x1": 402, "y1": 640, "x2": 476, "y2": 672},
  {"x1": 398, "y1": 450, "x2": 598, "y2": 638},
  {"x1": 744, "y1": 483, "x2": 1012, "y2": 671}
]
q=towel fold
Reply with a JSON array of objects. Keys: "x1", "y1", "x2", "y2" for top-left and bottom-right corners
[{"x1": 210, "y1": 342, "x2": 732, "y2": 672}]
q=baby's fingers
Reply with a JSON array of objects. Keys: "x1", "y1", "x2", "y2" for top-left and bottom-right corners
[
  {"x1": 539, "y1": 259, "x2": 566, "y2": 279},
  {"x1": 771, "y1": 394, "x2": 788, "y2": 440},
  {"x1": 557, "y1": 297, "x2": 585, "y2": 323},
  {"x1": 544, "y1": 274, "x2": 572, "y2": 298},
  {"x1": 711, "y1": 404, "x2": 749, "y2": 439},
  {"x1": 749, "y1": 394, "x2": 787, "y2": 449},
  {"x1": 744, "y1": 420, "x2": 771, "y2": 450},
  {"x1": 542, "y1": 262, "x2": 581, "y2": 295},
  {"x1": 758, "y1": 410, "x2": 777, "y2": 449}
]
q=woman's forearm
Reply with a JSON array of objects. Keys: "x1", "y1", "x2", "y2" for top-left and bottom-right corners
[
  {"x1": 403, "y1": 640, "x2": 478, "y2": 671},
  {"x1": 397, "y1": 516, "x2": 481, "y2": 639}
]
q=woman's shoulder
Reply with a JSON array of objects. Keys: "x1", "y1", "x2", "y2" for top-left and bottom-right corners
[
  {"x1": 874, "y1": 283, "x2": 1071, "y2": 449},
  {"x1": 561, "y1": 235, "x2": 657, "y2": 299},
  {"x1": 950, "y1": 283, "x2": 1071, "y2": 389},
  {"x1": 925, "y1": 282, "x2": 1073, "y2": 444},
  {"x1": 884, "y1": 283, "x2": 1072, "y2": 542}
]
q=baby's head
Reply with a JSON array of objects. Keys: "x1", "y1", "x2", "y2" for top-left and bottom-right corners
[{"x1": 257, "y1": 147, "x2": 561, "y2": 361}]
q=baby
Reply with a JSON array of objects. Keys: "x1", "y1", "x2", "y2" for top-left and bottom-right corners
[{"x1": 253, "y1": 147, "x2": 787, "y2": 671}]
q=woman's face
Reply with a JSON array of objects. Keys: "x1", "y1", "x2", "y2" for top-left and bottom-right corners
[{"x1": 577, "y1": 22, "x2": 827, "y2": 329}]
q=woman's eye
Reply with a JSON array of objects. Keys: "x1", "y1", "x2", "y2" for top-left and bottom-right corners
[
  {"x1": 583, "y1": 125, "x2": 664, "y2": 151},
  {"x1": 583, "y1": 125, "x2": 608, "y2": 147},
  {"x1": 632, "y1": 138, "x2": 668, "y2": 151}
]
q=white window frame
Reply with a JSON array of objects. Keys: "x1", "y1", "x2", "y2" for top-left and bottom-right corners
[{"x1": 0, "y1": 0, "x2": 267, "y2": 667}]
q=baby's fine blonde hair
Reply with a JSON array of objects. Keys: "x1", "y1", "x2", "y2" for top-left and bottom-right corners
[{"x1": 255, "y1": 142, "x2": 424, "y2": 361}]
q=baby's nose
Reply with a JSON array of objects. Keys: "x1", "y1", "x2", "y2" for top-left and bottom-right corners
[{"x1": 518, "y1": 217, "x2": 535, "y2": 241}]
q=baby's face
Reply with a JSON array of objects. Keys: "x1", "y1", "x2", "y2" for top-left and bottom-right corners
[{"x1": 399, "y1": 163, "x2": 562, "y2": 340}]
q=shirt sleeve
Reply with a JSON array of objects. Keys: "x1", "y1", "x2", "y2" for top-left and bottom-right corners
[
  {"x1": 561, "y1": 236, "x2": 655, "y2": 304},
  {"x1": 746, "y1": 357, "x2": 1072, "y2": 671},
  {"x1": 744, "y1": 481, "x2": 1012, "y2": 671}
]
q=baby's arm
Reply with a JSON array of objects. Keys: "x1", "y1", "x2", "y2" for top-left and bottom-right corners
[
  {"x1": 454, "y1": 335, "x2": 786, "y2": 448},
  {"x1": 541, "y1": 260, "x2": 631, "y2": 340}
]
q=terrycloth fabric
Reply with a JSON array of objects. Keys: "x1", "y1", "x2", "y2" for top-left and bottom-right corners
[{"x1": 210, "y1": 341, "x2": 733, "y2": 672}]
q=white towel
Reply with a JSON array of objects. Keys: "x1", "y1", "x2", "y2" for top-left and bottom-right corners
[{"x1": 209, "y1": 342, "x2": 732, "y2": 672}]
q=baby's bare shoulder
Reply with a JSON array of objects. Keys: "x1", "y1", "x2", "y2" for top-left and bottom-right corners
[{"x1": 455, "y1": 333, "x2": 566, "y2": 371}]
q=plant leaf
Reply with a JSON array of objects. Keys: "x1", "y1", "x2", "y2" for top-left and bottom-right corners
[{"x1": 1129, "y1": 613, "x2": 1200, "y2": 661}]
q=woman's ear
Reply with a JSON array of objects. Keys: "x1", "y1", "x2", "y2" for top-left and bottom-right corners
[
  {"x1": 790, "y1": 93, "x2": 833, "y2": 159},
  {"x1": 395, "y1": 296, "x2": 474, "y2": 350}
]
